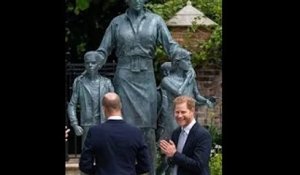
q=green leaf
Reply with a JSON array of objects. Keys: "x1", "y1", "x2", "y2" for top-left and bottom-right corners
[
  {"x1": 76, "y1": 0, "x2": 90, "y2": 11},
  {"x1": 76, "y1": 42, "x2": 87, "y2": 56},
  {"x1": 74, "y1": 7, "x2": 80, "y2": 15}
]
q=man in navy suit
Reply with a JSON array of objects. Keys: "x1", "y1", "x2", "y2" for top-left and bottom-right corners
[
  {"x1": 159, "y1": 96, "x2": 212, "y2": 175},
  {"x1": 79, "y1": 92, "x2": 150, "y2": 175}
]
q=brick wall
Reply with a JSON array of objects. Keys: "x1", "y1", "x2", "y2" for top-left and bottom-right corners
[
  {"x1": 170, "y1": 26, "x2": 212, "y2": 52},
  {"x1": 196, "y1": 65, "x2": 222, "y2": 129}
]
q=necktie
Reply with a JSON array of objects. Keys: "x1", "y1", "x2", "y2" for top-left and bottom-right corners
[
  {"x1": 172, "y1": 129, "x2": 188, "y2": 175},
  {"x1": 177, "y1": 130, "x2": 188, "y2": 153}
]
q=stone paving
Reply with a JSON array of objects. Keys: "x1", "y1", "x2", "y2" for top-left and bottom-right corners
[{"x1": 65, "y1": 155, "x2": 80, "y2": 175}]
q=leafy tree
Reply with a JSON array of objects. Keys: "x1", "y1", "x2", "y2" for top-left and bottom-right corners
[
  {"x1": 146, "y1": 0, "x2": 222, "y2": 68},
  {"x1": 210, "y1": 153, "x2": 222, "y2": 175},
  {"x1": 65, "y1": 0, "x2": 126, "y2": 62}
]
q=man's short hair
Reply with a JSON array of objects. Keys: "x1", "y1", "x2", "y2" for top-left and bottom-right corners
[
  {"x1": 102, "y1": 93, "x2": 122, "y2": 113},
  {"x1": 173, "y1": 95, "x2": 196, "y2": 111}
]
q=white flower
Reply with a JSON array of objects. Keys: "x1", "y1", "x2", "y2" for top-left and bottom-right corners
[{"x1": 215, "y1": 144, "x2": 222, "y2": 149}]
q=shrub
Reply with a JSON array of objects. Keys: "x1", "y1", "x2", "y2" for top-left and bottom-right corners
[{"x1": 210, "y1": 153, "x2": 222, "y2": 175}]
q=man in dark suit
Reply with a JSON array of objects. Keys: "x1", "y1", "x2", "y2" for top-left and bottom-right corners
[
  {"x1": 159, "y1": 96, "x2": 212, "y2": 175},
  {"x1": 79, "y1": 92, "x2": 150, "y2": 175}
]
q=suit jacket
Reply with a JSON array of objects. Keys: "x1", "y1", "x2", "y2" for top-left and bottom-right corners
[
  {"x1": 168, "y1": 122, "x2": 212, "y2": 175},
  {"x1": 79, "y1": 119, "x2": 150, "y2": 175}
]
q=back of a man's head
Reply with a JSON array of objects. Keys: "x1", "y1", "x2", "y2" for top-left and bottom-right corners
[{"x1": 102, "y1": 92, "x2": 122, "y2": 115}]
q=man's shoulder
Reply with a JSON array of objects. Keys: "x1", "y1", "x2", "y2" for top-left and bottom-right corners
[
  {"x1": 121, "y1": 122, "x2": 144, "y2": 136},
  {"x1": 88, "y1": 124, "x2": 100, "y2": 133},
  {"x1": 123, "y1": 122, "x2": 140, "y2": 130},
  {"x1": 192, "y1": 123, "x2": 211, "y2": 137},
  {"x1": 90, "y1": 123, "x2": 109, "y2": 132}
]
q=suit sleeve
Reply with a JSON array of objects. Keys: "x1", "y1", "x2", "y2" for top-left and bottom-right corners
[
  {"x1": 79, "y1": 129, "x2": 96, "y2": 174},
  {"x1": 172, "y1": 130, "x2": 212, "y2": 174},
  {"x1": 135, "y1": 131, "x2": 150, "y2": 174}
]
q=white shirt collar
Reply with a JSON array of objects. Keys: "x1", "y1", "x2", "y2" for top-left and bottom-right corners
[
  {"x1": 107, "y1": 116, "x2": 123, "y2": 120},
  {"x1": 181, "y1": 119, "x2": 196, "y2": 135}
]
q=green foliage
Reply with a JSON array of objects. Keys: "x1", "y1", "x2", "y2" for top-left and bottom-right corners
[
  {"x1": 208, "y1": 113, "x2": 222, "y2": 175},
  {"x1": 208, "y1": 122, "x2": 222, "y2": 146},
  {"x1": 66, "y1": 0, "x2": 90, "y2": 61},
  {"x1": 65, "y1": 0, "x2": 126, "y2": 62},
  {"x1": 193, "y1": 0, "x2": 222, "y2": 25},
  {"x1": 146, "y1": 0, "x2": 222, "y2": 68},
  {"x1": 66, "y1": 2, "x2": 75, "y2": 12},
  {"x1": 77, "y1": 42, "x2": 87, "y2": 56},
  {"x1": 206, "y1": 108, "x2": 222, "y2": 145},
  {"x1": 210, "y1": 153, "x2": 222, "y2": 175},
  {"x1": 74, "y1": 0, "x2": 90, "y2": 15},
  {"x1": 192, "y1": 25, "x2": 222, "y2": 68},
  {"x1": 146, "y1": 0, "x2": 221, "y2": 24},
  {"x1": 146, "y1": 0, "x2": 186, "y2": 20}
]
